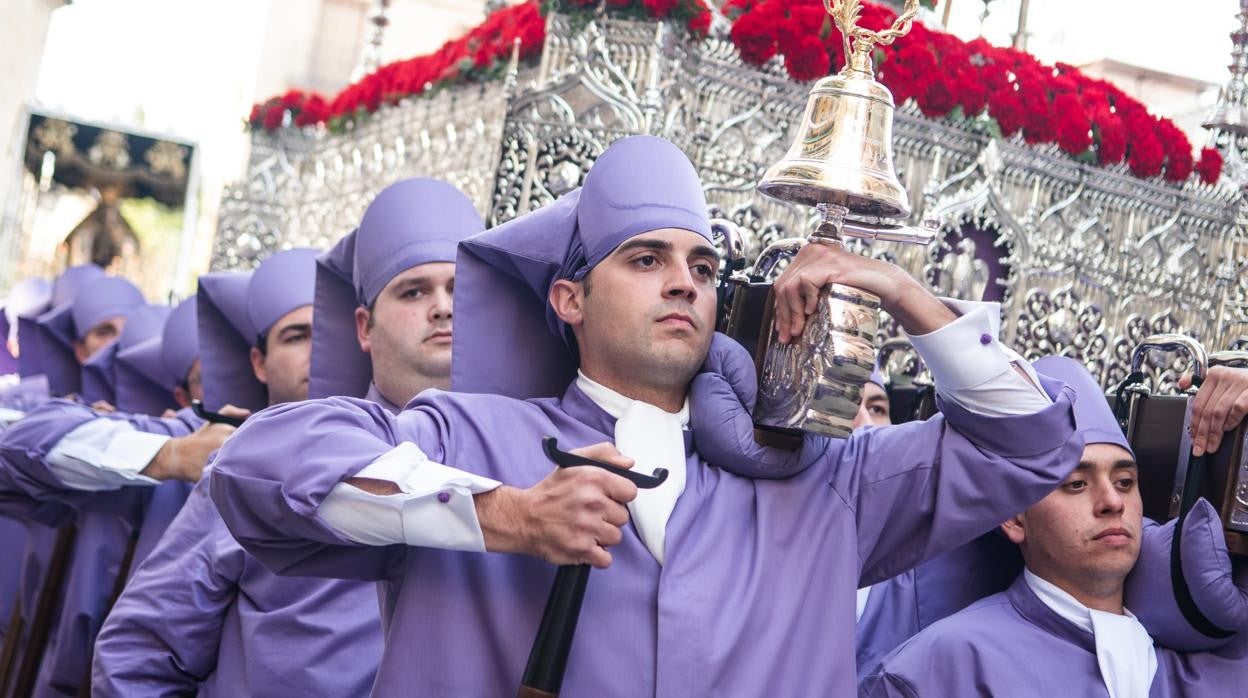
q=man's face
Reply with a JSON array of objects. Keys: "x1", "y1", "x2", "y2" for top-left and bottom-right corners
[
  {"x1": 852, "y1": 381, "x2": 891, "y2": 429},
  {"x1": 355, "y1": 262, "x2": 454, "y2": 391},
  {"x1": 1003, "y1": 443, "x2": 1142, "y2": 590},
  {"x1": 172, "y1": 358, "x2": 203, "y2": 408},
  {"x1": 73, "y1": 316, "x2": 126, "y2": 363},
  {"x1": 555, "y1": 228, "x2": 719, "y2": 396},
  {"x1": 249, "y1": 304, "x2": 313, "y2": 405}
]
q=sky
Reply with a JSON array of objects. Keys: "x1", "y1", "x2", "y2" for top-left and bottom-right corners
[{"x1": 942, "y1": 0, "x2": 1238, "y2": 84}]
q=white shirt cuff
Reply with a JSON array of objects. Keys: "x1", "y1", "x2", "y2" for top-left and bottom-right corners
[
  {"x1": 905, "y1": 298, "x2": 1050, "y2": 416},
  {"x1": 46, "y1": 419, "x2": 166, "y2": 491},
  {"x1": 319, "y1": 442, "x2": 501, "y2": 551}
]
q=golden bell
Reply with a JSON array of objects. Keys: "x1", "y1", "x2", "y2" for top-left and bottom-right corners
[{"x1": 757, "y1": 62, "x2": 911, "y2": 220}]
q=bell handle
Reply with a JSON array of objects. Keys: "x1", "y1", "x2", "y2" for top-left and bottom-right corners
[
  {"x1": 825, "y1": 0, "x2": 920, "y2": 71},
  {"x1": 1129, "y1": 333, "x2": 1208, "y2": 387},
  {"x1": 840, "y1": 214, "x2": 939, "y2": 245}
]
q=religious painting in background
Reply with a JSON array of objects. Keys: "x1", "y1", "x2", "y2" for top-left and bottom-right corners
[{"x1": 6, "y1": 109, "x2": 196, "y2": 300}]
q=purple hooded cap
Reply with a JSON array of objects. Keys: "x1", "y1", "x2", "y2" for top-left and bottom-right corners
[
  {"x1": 51, "y1": 265, "x2": 105, "y2": 307},
  {"x1": 198, "y1": 271, "x2": 265, "y2": 412},
  {"x1": 3, "y1": 278, "x2": 52, "y2": 374},
  {"x1": 354, "y1": 178, "x2": 483, "y2": 305},
  {"x1": 310, "y1": 179, "x2": 483, "y2": 401},
  {"x1": 14, "y1": 271, "x2": 83, "y2": 379},
  {"x1": 246, "y1": 248, "x2": 318, "y2": 342},
  {"x1": 309, "y1": 231, "x2": 364, "y2": 400},
  {"x1": 80, "y1": 304, "x2": 170, "y2": 406},
  {"x1": 452, "y1": 135, "x2": 711, "y2": 399},
  {"x1": 869, "y1": 363, "x2": 885, "y2": 388},
  {"x1": 114, "y1": 298, "x2": 198, "y2": 415},
  {"x1": 161, "y1": 297, "x2": 199, "y2": 386},
  {"x1": 1032, "y1": 355, "x2": 1132, "y2": 456},
  {"x1": 70, "y1": 277, "x2": 145, "y2": 341},
  {"x1": 35, "y1": 276, "x2": 144, "y2": 397}
]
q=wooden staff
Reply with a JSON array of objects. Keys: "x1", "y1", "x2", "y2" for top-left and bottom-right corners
[{"x1": 517, "y1": 437, "x2": 669, "y2": 698}]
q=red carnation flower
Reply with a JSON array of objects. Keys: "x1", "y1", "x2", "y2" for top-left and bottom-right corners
[
  {"x1": 1093, "y1": 112, "x2": 1126, "y2": 165},
  {"x1": 687, "y1": 7, "x2": 712, "y2": 37},
  {"x1": 784, "y1": 34, "x2": 831, "y2": 81},
  {"x1": 1052, "y1": 93, "x2": 1091, "y2": 155},
  {"x1": 987, "y1": 87, "x2": 1025, "y2": 137},
  {"x1": 731, "y1": 10, "x2": 778, "y2": 65},
  {"x1": 1127, "y1": 124, "x2": 1165, "y2": 179},
  {"x1": 280, "y1": 90, "x2": 304, "y2": 110},
  {"x1": 261, "y1": 104, "x2": 285, "y2": 131},
  {"x1": 248, "y1": 103, "x2": 263, "y2": 124},
  {"x1": 1197, "y1": 147, "x2": 1223, "y2": 185},
  {"x1": 918, "y1": 75, "x2": 957, "y2": 118},
  {"x1": 642, "y1": 0, "x2": 678, "y2": 17}
]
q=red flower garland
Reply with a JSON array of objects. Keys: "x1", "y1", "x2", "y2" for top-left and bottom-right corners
[{"x1": 247, "y1": 0, "x2": 1222, "y2": 184}]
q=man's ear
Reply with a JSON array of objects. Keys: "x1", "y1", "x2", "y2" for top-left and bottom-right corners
[
  {"x1": 549, "y1": 279, "x2": 585, "y2": 329},
  {"x1": 354, "y1": 306, "x2": 372, "y2": 354},
  {"x1": 171, "y1": 385, "x2": 192, "y2": 409},
  {"x1": 73, "y1": 339, "x2": 90, "y2": 364},
  {"x1": 249, "y1": 346, "x2": 269, "y2": 385},
  {"x1": 1000, "y1": 514, "x2": 1027, "y2": 545}
]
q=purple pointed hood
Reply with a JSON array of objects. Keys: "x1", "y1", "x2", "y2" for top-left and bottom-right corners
[
  {"x1": 310, "y1": 178, "x2": 483, "y2": 400},
  {"x1": 197, "y1": 271, "x2": 263, "y2": 412},
  {"x1": 36, "y1": 275, "x2": 145, "y2": 397},
  {"x1": 80, "y1": 304, "x2": 170, "y2": 406},
  {"x1": 451, "y1": 135, "x2": 711, "y2": 399},
  {"x1": 198, "y1": 250, "x2": 317, "y2": 412},
  {"x1": 1032, "y1": 355, "x2": 1132, "y2": 456},
  {"x1": 15, "y1": 268, "x2": 96, "y2": 379},
  {"x1": 115, "y1": 297, "x2": 198, "y2": 415},
  {"x1": 3, "y1": 278, "x2": 52, "y2": 376},
  {"x1": 246, "y1": 248, "x2": 318, "y2": 342}
]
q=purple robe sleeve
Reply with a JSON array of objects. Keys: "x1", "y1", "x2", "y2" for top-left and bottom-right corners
[
  {"x1": 92, "y1": 474, "x2": 246, "y2": 696},
  {"x1": 833, "y1": 374, "x2": 1081, "y2": 586},
  {"x1": 0, "y1": 399, "x2": 197, "y2": 524},
  {"x1": 208, "y1": 397, "x2": 440, "y2": 581}
]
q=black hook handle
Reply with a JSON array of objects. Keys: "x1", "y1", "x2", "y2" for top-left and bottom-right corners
[
  {"x1": 541, "y1": 436, "x2": 668, "y2": 489},
  {"x1": 192, "y1": 400, "x2": 246, "y2": 428},
  {"x1": 519, "y1": 437, "x2": 670, "y2": 697}
]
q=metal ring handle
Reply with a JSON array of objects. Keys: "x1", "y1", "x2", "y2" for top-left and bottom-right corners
[
  {"x1": 749, "y1": 238, "x2": 806, "y2": 282},
  {"x1": 1129, "y1": 333, "x2": 1208, "y2": 387},
  {"x1": 1209, "y1": 350, "x2": 1248, "y2": 368}
]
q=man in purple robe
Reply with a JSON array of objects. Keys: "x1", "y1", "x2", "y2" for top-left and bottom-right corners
[
  {"x1": 207, "y1": 135, "x2": 1083, "y2": 696},
  {"x1": 93, "y1": 248, "x2": 385, "y2": 697},
  {"x1": 310, "y1": 177, "x2": 484, "y2": 412},
  {"x1": 861, "y1": 357, "x2": 1248, "y2": 697}
]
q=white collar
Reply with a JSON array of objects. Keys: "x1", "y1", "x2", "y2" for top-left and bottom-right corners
[{"x1": 575, "y1": 370, "x2": 689, "y2": 427}]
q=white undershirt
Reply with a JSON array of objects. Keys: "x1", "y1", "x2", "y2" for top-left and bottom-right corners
[
  {"x1": 1024, "y1": 568, "x2": 1158, "y2": 698},
  {"x1": 317, "y1": 298, "x2": 1052, "y2": 552}
]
